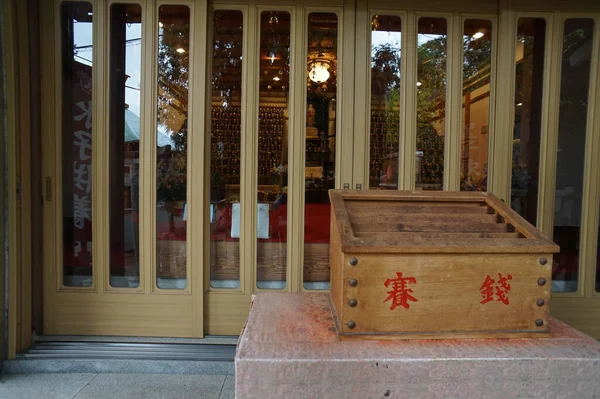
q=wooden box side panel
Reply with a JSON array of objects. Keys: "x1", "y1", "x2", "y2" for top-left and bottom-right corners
[
  {"x1": 329, "y1": 204, "x2": 345, "y2": 326},
  {"x1": 341, "y1": 253, "x2": 552, "y2": 336}
]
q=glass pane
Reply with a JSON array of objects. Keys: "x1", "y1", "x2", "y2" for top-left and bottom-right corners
[
  {"x1": 61, "y1": 2, "x2": 93, "y2": 287},
  {"x1": 256, "y1": 11, "x2": 290, "y2": 290},
  {"x1": 552, "y1": 18, "x2": 594, "y2": 293},
  {"x1": 109, "y1": 4, "x2": 142, "y2": 288},
  {"x1": 369, "y1": 15, "x2": 401, "y2": 190},
  {"x1": 210, "y1": 10, "x2": 243, "y2": 289},
  {"x1": 303, "y1": 12, "x2": 338, "y2": 290},
  {"x1": 156, "y1": 5, "x2": 190, "y2": 289},
  {"x1": 460, "y1": 19, "x2": 492, "y2": 192},
  {"x1": 416, "y1": 17, "x2": 447, "y2": 191},
  {"x1": 511, "y1": 18, "x2": 546, "y2": 225}
]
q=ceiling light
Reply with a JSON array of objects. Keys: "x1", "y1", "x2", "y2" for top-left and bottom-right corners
[
  {"x1": 516, "y1": 102, "x2": 523, "y2": 107},
  {"x1": 273, "y1": 76, "x2": 281, "y2": 81},
  {"x1": 472, "y1": 31, "x2": 485, "y2": 40},
  {"x1": 176, "y1": 48, "x2": 186, "y2": 54},
  {"x1": 308, "y1": 61, "x2": 330, "y2": 83},
  {"x1": 416, "y1": 81, "x2": 422, "y2": 87}
]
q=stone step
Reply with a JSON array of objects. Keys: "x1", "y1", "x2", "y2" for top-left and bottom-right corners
[{"x1": 4, "y1": 340, "x2": 236, "y2": 375}]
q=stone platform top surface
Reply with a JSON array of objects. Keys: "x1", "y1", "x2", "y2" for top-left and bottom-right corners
[{"x1": 236, "y1": 292, "x2": 600, "y2": 362}]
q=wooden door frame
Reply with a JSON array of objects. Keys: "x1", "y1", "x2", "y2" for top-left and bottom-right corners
[
  {"x1": 297, "y1": 2, "x2": 355, "y2": 292},
  {"x1": 3, "y1": 0, "x2": 34, "y2": 359},
  {"x1": 541, "y1": 11, "x2": 600, "y2": 337},
  {"x1": 352, "y1": 0, "x2": 600, "y2": 337},
  {"x1": 0, "y1": 0, "x2": 7, "y2": 364},
  {"x1": 352, "y1": 1, "x2": 499, "y2": 192},
  {"x1": 9, "y1": 0, "x2": 600, "y2": 350},
  {"x1": 204, "y1": 0, "x2": 356, "y2": 335},
  {"x1": 39, "y1": 0, "x2": 207, "y2": 338},
  {"x1": 491, "y1": 5, "x2": 600, "y2": 337},
  {"x1": 203, "y1": 1, "x2": 253, "y2": 335}
]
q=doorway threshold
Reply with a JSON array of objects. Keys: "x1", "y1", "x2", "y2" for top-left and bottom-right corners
[
  {"x1": 36, "y1": 335, "x2": 239, "y2": 345},
  {"x1": 4, "y1": 337, "x2": 237, "y2": 375}
]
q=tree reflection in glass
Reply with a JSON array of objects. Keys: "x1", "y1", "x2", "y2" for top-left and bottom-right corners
[
  {"x1": 109, "y1": 3, "x2": 142, "y2": 288},
  {"x1": 155, "y1": 5, "x2": 190, "y2": 289},
  {"x1": 369, "y1": 15, "x2": 401, "y2": 190},
  {"x1": 460, "y1": 19, "x2": 493, "y2": 192},
  {"x1": 416, "y1": 18, "x2": 447, "y2": 190}
]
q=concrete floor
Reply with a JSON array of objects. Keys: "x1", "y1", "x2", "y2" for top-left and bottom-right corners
[{"x1": 0, "y1": 373, "x2": 234, "y2": 399}]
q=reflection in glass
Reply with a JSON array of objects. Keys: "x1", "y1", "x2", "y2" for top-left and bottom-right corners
[
  {"x1": 460, "y1": 19, "x2": 492, "y2": 192},
  {"x1": 511, "y1": 18, "x2": 546, "y2": 225},
  {"x1": 416, "y1": 17, "x2": 447, "y2": 190},
  {"x1": 303, "y1": 12, "x2": 338, "y2": 290},
  {"x1": 61, "y1": 2, "x2": 94, "y2": 287},
  {"x1": 155, "y1": 6, "x2": 190, "y2": 289},
  {"x1": 256, "y1": 11, "x2": 290, "y2": 290},
  {"x1": 210, "y1": 10, "x2": 243, "y2": 289},
  {"x1": 369, "y1": 15, "x2": 401, "y2": 190},
  {"x1": 109, "y1": 4, "x2": 142, "y2": 288},
  {"x1": 552, "y1": 19, "x2": 594, "y2": 293}
]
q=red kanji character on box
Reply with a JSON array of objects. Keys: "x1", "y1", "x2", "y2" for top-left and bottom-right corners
[
  {"x1": 480, "y1": 273, "x2": 513, "y2": 305},
  {"x1": 479, "y1": 275, "x2": 496, "y2": 304},
  {"x1": 495, "y1": 273, "x2": 513, "y2": 305},
  {"x1": 384, "y1": 272, "x2": 417, "y2": 310}
]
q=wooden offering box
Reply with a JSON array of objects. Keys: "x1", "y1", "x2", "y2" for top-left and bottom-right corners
[{"x1": 328, "y1": 190, "x2": 560, "y2": 340}]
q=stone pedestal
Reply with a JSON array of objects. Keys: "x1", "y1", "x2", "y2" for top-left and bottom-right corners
[{"x1": 235, "y1": 293, "x2": 600, "y2": 399}]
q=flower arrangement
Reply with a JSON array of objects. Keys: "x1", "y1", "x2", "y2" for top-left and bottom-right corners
[
  {"x1": 460, "y1": 173, "x2": 488, "y2": 192},
  {"x1": 460, "y1": 166, "x2": 488, "y2": 192},
  {"x1": 270, "y1": 164, "x2": 288, "y2": 176}
]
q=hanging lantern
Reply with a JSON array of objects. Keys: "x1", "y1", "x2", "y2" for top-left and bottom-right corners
[{"x1": 308, "y1": 60, "x2": 330, "y2": 83}]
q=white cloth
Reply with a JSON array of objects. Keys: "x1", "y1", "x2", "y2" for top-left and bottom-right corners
[{"x1": 231, "y1": 203, "x2": 270, "y2": 239}]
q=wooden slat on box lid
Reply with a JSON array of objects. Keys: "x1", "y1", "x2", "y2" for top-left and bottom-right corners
[{"x1": 328, "y1": 190, "x2": 559, "y2": 254}]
